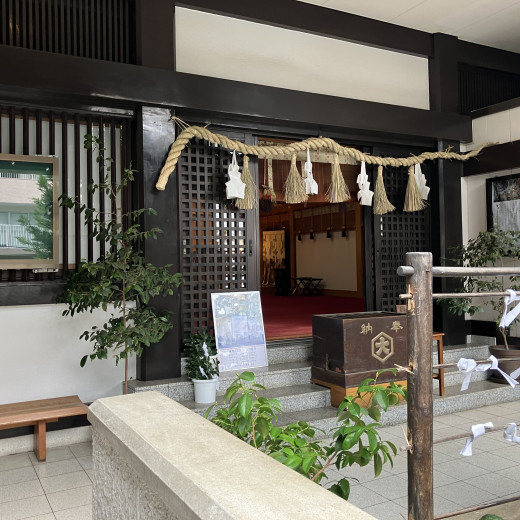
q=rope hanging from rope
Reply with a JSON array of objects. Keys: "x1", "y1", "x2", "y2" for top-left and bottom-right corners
[{"x1": 155, "y1": 123, "x2": 491, "y2": 192}]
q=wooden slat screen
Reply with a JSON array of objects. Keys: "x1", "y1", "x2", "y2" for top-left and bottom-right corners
[
  {"x1": 0, "y1": 0, "x2": 134, "y2": 63},
  {"x1": 178, "y1": 137, "x2": 252, "y2": 335},
  {"x1": 373, "y1": 163, "x2": 431, "y2": 311},
  {"x1": 0, "y1": 105, "x2": 132, "y2": 282}
]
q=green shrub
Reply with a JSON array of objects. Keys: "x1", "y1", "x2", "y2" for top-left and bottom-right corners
[{"x1": 206, "y1": 369, "x2": 406, "y2": 500}]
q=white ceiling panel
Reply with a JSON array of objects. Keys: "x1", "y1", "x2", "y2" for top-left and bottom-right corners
[
  {"x1": 320, "y1": 0, "x2": 425, "y2": 21},
  {"x1": 296, "y1": 0, "x2": 520, "y2": 53},
  {"x1": 458, "y1": 4, "x2": 520, "y2": 50}
]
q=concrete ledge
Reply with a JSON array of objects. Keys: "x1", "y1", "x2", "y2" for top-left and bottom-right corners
[{"x1": 88, "y1": 391, "x2": 376, "y2": 520}]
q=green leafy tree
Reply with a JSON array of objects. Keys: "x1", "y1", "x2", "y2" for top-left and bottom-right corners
[
  {"x1": 207, "y1": 370, "x2": 405, "y2": 500},
  {"x1": 17, "y1": 174, "x2": 54, "y2": 259},
  {"x1": 58, "y1": 135, "x2": 183, "y2": 393},
  {"x1": 442, "y1": 229, "x2": 520, "y2": 347}
]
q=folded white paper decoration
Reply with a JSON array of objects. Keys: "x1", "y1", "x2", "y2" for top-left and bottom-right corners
[
  {"x1": 304, "y1": 148, "x2": 318, "y2": 195},
  {"x1": 460, "y1": 422, "x2": 493, "y2": 456},
  {"x1": 414, "y1": 164, "x2": 430, "y2": 200},
  {"x1": 457, "y1": 355, "x2": 518, "y2": 391},
  {"x1": 356, "y1": 161, "x2": 374, "y2": 206},
  {"x1": 225, "y1": 151, "x2": 246, "y2": 199}
]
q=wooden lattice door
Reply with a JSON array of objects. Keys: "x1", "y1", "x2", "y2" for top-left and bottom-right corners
[
  {"x1": 372, "y1": 163, "x2": 431, "y2": 311},
  {"x1": 177, "y1": 129, "x2": 259, "y2": 337}
]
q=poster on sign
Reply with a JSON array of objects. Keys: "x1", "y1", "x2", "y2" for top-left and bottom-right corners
[{"x1": 211, "y1": 291, "x2": 268, "y2": 372}]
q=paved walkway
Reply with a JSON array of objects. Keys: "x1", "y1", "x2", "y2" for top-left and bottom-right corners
[
  {"x1": 1, "y1": 400, "x2": 520, "y2": 519},
  {"x1": 0, "y1": 442, "x2": 92, "y2": 520}
]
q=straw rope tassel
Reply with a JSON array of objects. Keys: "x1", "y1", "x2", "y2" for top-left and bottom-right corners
[
  {"x1": 284, "y1": 154, "x2": 308, "y2": 204},
  {"x1": 235, "y1": 155, "x2": 257, "y2": 210},
  {"x1": 267, "y1": 158, "x2": 277, "y2": 205},
  {"x1": 326, "y1": 154, "x2": 351, "y2": 203},
  {"x1": 403, "y1": 165, "x2": 426, "y2": 212},
  {"x1": 373, "y1": 166, "x2": 395, "y2": 215}
]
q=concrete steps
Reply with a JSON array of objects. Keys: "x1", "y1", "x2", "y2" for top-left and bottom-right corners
[{"x1": 128, "y1": 338, "x2": 520, "y2": 440}]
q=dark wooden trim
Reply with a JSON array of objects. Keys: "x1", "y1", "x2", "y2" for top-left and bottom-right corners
[
  {"x1": 0, "y1": 281, "x2": 67, "y2": 306},
  {"x1": 472, "y1": 96, "x2": 520, "y2": 118},
  {"x1": 464, "y1": 141, "x2": 520, "y2": 176},
  {"x1": 466, "y1": 319, "x2": 497, "y2": 338},
  {"x1": 135, "y1": 0, "x2": 175, "y2": 69},
  {"x1": 0, "y1": 46, "x2": 472, "y2": 142},
  {"x1": 458, "y1": 40, "x2": 520, "y2": 76},
  {"x1": 175, "y1": 0, "x2": 432, "y2": 57},
  {"x1": 429, "y1": 34, "x2": 459, "y2": 113},
  {"x1": 430, "y1": 140, "x2": 466, "y2": 345}
]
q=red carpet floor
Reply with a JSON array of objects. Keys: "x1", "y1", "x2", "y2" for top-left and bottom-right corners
[{"x1": 261, "y1": 294, "x2": 365, "y2": 339}]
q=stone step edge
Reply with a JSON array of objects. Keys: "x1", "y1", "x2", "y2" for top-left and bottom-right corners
[
  {"x1": 273, "y1": 382, "x2": 520, "y2": 439},
  {"x1": 182, "y1": 383, "x2": 332, "y2": 415}
]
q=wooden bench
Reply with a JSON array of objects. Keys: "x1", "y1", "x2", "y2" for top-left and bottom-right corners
[{"x1": 0, "y1": 395, "x2": 88, "y2": 461}]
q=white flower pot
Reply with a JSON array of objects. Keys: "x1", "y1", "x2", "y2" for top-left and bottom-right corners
[{"x1": 193, "y1": 378, "x2": 218, "y2": 404}]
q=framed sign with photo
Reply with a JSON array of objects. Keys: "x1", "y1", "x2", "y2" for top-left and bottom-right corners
[
  {"x1": 211, "y1": 291, "x2": 268, "y2": 373},
  {"x1": 486, "y1": 173, "x2": 520, "y2": 232}
]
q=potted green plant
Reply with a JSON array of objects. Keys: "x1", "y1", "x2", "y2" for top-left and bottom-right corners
[
  {"x1": 58, "y1": 135, "x2": 183, "y2": 394},
  {"x1": 444, "y1": 228, "x2": 520, "y2": 381},
  {"x1": 184, "y1": 330, "x2": 220, "y2": 404}
]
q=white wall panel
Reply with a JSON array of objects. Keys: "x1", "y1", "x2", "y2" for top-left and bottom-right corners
[
  {"x1": 175, "y1": 8, "x2": 430, "y2": 110},
  {"x1": 0, "y1": 304, "x2": 137, "y2": 404},
  {"x1": 296, "y1": 232, "x2": 357, "y2": 291}
]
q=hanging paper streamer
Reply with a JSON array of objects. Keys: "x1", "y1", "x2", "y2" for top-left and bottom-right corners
[
  {"x1": 356, "y1": 161, "x2": 374, "y2": 206},
  {"x1": 373, "y1": 166, "x2": 395, "y2": 215},
  {"x1": 504, "y1": 423, "x2": 520, "y2": 443},
  {"x1": 226, "y1": 151, "x2": 246, "y2": 200},
  {"x1": 236, "y1": 155, "x2": 257, "y2": 210},
  {"x1": 414, "y1": 163, "x2": 430, "y2": 200},
  {"x1": 457, "y1": 355, "x2": 519, "y2": 391},
  {"x1": 404, "y1": 165, "x2": 426, "y2": 212},
  {"x1": 303, "y1": 148, "x2": 318, "y2": 195},
  {"x1": 284, "y1": 154, "x2": 308, "y2": 204},
  {"x1": 326, "y1": 154, "x2": 350, "y2": 203},
  {"x1": 460, "y1": 422, "x2": 494, "y2": 456}
]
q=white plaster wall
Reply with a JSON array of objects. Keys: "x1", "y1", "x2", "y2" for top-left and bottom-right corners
[
  {"x1": 0, "y1": 304, "x2": 136, "y2": 405},
  {"x1": 175, "y1": 8, "x2": 430, "y2": 110},
  {"x1": 296, "y1": 231, "x2": 357, "y2": 291},
  {"x1": 462, "y1": 106, "x2": 520, "y2": 151}
]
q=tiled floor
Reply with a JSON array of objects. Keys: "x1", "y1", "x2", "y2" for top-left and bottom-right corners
[
  {"x1": 2, "y1": 402, "x2": 520, "y2": 519},
  {"x1": 0, "y1": 442, "x2": 92, "y2": 520}
]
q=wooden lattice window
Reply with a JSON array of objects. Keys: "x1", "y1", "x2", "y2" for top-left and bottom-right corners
[
  {"x1": 0, "y1": 104, "x2": 133, "y2": 282},
  {"x1": 0, "y1": 0, "x2": 134, "y2": 63},
  {"x1": 178, "y1": 135, "x2": 257, "y2": 336}
]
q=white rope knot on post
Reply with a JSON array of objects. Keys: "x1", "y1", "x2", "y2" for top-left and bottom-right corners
[
  {"x1": 460, "y1": 422, "x2": 494, "y2": 456},
  {"x1": 504, "y1": 423, "x2": 520, "y2": 443},
  {"x1": 499, "y1": 289, "x2": 520, "y2": 329},
  {"x1": 457, "y1": 355, "x2": 519, "y2": 391}
]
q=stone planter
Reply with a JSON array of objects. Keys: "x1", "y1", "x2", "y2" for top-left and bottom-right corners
[{"x1": 489, "y1": 342, "x2": 520, "y2": 384}]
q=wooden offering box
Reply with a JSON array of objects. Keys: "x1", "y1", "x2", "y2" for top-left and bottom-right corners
[{"x1": 311, "y1": 312, "x2": 407, "y2": 406}]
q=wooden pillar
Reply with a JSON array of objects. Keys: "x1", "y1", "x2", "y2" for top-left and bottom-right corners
[
  {"x1": 135, "y1": 106, "x2": 182, "y2": 381},
  {"x1": 428, "y1": 33, "x2": 466, "y2": 344},
  {"x1": 406, "y1": 252, "x2": 433, "y2": 520},
  {"x1": 135, "y1": 0, "x2": 175, "y2": 69}
]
